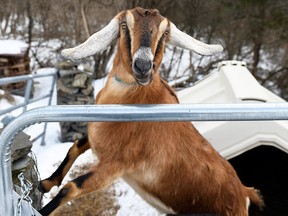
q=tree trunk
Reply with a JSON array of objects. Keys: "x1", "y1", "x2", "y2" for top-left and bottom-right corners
[{"x1": 252, "y1": 42, "x2": 261, "y2": 77}]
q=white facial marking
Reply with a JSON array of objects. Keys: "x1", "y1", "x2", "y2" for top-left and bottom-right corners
[
  {"x1": 133, "y1": 47, "x2": 154, "y2": 62},
  {"x1": 155, "y1": 18, "x2": 168, "y2": 45},
  {"x1": 132, "y1": 47, "x2": 154, "y2": 85},
  {"x1": 126, "y1": 10, "x2": 134, "y2": 29},
  {"x1": 246, "y1": 196, "x2": 250, "y2": 210},
  {"x1": 126, "y1": 11, "x2": 135, "y2": 53},
  {"x1": 159, "y1": 18, "x2": 168, "y2": 34}
]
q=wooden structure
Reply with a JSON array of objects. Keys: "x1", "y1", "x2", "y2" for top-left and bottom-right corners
[{"x1": 0, "y1": 40, "x2": 30, "y2": 95}]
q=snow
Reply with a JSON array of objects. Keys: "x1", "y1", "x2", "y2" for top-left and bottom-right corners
[
  {"x1": 0, "y1": 68, "x2": 161, "y2": 216},
  {"x1": 0, "y1": 39, "x2": 28, "y2": 55}
]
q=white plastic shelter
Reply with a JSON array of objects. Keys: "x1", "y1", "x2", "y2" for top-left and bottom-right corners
[{"x1": 177, "y1": 60, "x2": 288, "y2": 159}]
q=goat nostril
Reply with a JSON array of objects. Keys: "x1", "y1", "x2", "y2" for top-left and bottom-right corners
[{"x1": 134, "y1": 59, "x2": 152, "y2": 74}]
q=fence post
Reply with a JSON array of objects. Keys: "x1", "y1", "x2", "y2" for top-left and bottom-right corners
[{"x1": 22, "y1": 77, "x2": 33, "y2": 113}]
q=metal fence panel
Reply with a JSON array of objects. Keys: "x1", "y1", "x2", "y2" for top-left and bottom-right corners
[
  {"x1": 1, "y1": 103, "x2": 288, "y2": 215},
  {"x1": 0, "y1": 70, "x2": 56, "y2": 145}
]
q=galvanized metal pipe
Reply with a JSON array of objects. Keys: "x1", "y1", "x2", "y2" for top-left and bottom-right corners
[
  {"x1": 0, "y1": 70, "x2": 57, "y2": 85},
  {"x1": 1, "y1": 103, "x2": 288, "y2": 215},
  {"x1": 23, "y1": 78, "x2": 33, "y2": 112},
  {"x1": 0, "y1": 70, "x2": 57, "y2": 116},
  {"x1": 0, "y1": 70, "x2": 57, "y2": 146},
  {"x1": 41, "y1": 73, "x2": 57, "y2": 146}
]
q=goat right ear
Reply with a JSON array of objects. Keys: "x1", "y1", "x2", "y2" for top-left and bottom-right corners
[
  {"x1": 168, "y1": 22, "x2": 223, "y2": 56},
  {"x1": 61, "y1": 18, "x2": 119, "y2": 60}
]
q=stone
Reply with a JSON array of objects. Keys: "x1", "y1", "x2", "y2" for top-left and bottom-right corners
[
  {"x1": 72, "y1": 73, "x2": 88, "y2": 88},
  {"x1": 0, "y1": 129, "x2": 43, "y2": 210},
  {"x1": 12, "y1": 155, "x2": 43, "y2": 210},
  {"x1": 59, "y1": 69, "x2": 79, "y2": 77},
  {"x1": 57, "y1": 79, "x2": 79, "y2": 94},
  {"x1": 81, "y1": 84, "x2": 94, "y2": 96},
  {"x1": 57, "y1": 62, "x2": 94, "y2": 142},
  {"x1": 56, "y1": 61, "x2": 75, "y2": 70},
  {"x1": 9, "y1": 130, "x2": 32, "y2": 162}
]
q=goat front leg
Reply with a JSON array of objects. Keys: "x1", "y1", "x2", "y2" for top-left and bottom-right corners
[
  {"x1": 39, "y1": 136, "x2": 90, "y2": 193},
  {"x1": 39, "y1": 161, "x2": 125, "y2": 216}
]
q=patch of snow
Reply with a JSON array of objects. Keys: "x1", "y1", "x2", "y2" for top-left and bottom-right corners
[
  {"x1": 29, "y1": 39, "x2": 63, "y2": 70},
  {"x1": 93, "y1": 76, "x2": 107, "y2": 97},
  {"x1": 115, "y1": 180, "x2": 161, "y2": 216},
  {"x1": 0, "y1": 39, "x2": 28, "y2": 55}
]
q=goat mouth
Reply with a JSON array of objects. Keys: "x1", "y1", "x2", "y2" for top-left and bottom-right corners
[
  {"x1": 137, "y1": 79, "x2": 150, "y2": 86},
  {"x1": 135, "y1": 74, "x2": 153, "y2": 86}
]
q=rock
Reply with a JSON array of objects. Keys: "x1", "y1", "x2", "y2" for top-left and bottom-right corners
[
  {"x1": 0, "y1": 129, "x2": 43, "y2": 210},
  {"x1": 59, "y1": 69, "x2": 80, "y2": 77},
  {"x1": 12, "y1": 155, "x2": 43, "y2": 210},
  {"x1": 81, "y1": 83, "x2": 94, "y2": 96},
  {"x1": 77, "y1": 96, "x2": 94, "y2": 103},
  {"x1": 72, "y1": 73, "x2": 88, "y2": 88},
  {"x1": 2, "y1": 129, "x2": 33, "y2": 162},
  {"x1": 57, "y1": 61, "x2": 94, "y2": 142},
  {"x1": 56, "y1": 61, "x2": 75, "y2": 70},
  {"x1": 0, "y1": 129, "x2": 32, "y2": 162},
  {"x1": 57, "y1": 79, "x2": 79, "y2": 94},
  {"x1": 60, "y1": 75, "x2": 74, "y2": 86}
]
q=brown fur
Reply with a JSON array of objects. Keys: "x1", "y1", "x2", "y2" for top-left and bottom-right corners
[{"x1": 40, "y1": 7, "x2": 264, "y2": 216}]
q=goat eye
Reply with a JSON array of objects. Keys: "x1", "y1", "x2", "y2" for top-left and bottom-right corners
[
  {"x1": 121, "y1": 23, "x2": 127, "y2": 30},
  {"x1": 164, "y1": 31, "x2": 169, "y2": 37}
]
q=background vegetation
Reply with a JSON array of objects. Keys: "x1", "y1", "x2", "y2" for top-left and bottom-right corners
[{"x1": 1, "y1": 0, "x2": 288, "y2": 99}]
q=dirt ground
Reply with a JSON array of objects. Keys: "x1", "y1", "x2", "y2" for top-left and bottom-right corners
[{"x1": 47, "y1": 162, "x2": 120, "y2": 216}]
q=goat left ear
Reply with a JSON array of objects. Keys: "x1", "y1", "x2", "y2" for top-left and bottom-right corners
[
  {"x1": 61, "y1": 18, "x2": 119, "y2": 60},
  {"x1": 168, "y1": 22, "x2": 223, "y2": 56}
]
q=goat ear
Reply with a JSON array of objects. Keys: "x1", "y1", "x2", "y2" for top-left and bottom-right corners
[
  {"x1": 168, "y1": 22, "x2": 223, "y2": 56},
  {"x1": 61, "y1": 18, "x2": 119, "y2": 60}
]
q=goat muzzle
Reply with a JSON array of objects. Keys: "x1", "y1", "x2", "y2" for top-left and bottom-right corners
[
  {"x1": 133, "y1": 58, "x2": 153, "y2": 85},
  {"x1": 132, "y1": 47, "x2": 154, "y2": 85}
]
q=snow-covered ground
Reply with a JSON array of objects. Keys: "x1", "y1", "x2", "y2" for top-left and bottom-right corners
[{"x1": 0, "y1": 68, "x2": 161, "y2": 216}]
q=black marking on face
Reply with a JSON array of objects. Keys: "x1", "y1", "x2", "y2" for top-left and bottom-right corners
[
  {"x1": 155, "y1": 33, "x2": 165, "y2": 58},
  {"x1": 141, "y1": 31, "x2": 152, "y2": 47},
  {"x1": 141, "y1": 19, "x2": 152, "y2": 48},
  {"x1": 125, "y1": 25, "x2": 132, "y2": 62},
  {"x1": 72, "y1": 171, "x2": 93, "y2": 188}
]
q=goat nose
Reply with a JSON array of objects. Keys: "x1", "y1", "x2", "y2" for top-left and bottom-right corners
[{"x1": 134, "y1": 59, "x2": 152, "y2": 74}]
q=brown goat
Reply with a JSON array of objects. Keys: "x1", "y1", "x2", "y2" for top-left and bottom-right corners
[{"x1": 39, "y1": 7, "x2": 264, "y2": 216}]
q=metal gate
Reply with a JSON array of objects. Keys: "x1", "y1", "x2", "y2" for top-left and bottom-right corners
[
  {"x1": 0, "y1": 70, "x2": 57, "y2": 145},
  {"x1": 1, "y1": 103, "x2": 288, "y2": 215}
]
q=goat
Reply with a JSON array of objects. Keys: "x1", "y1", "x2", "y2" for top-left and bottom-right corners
[{"x1": 39, "y1": 7, "x2": 264, "y2": 216}]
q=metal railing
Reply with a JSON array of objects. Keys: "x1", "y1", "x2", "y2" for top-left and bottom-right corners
[
  {"x1": 0, "y1": 70, "x2": 57, "y2": 145},
  {"x1": 1, "y1": 103, "x2": 288, "y2": 215}
]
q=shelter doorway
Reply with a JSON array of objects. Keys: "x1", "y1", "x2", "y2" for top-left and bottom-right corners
[{"x1": 229, "y1": 146, "x2": 288, "y2": 216}]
